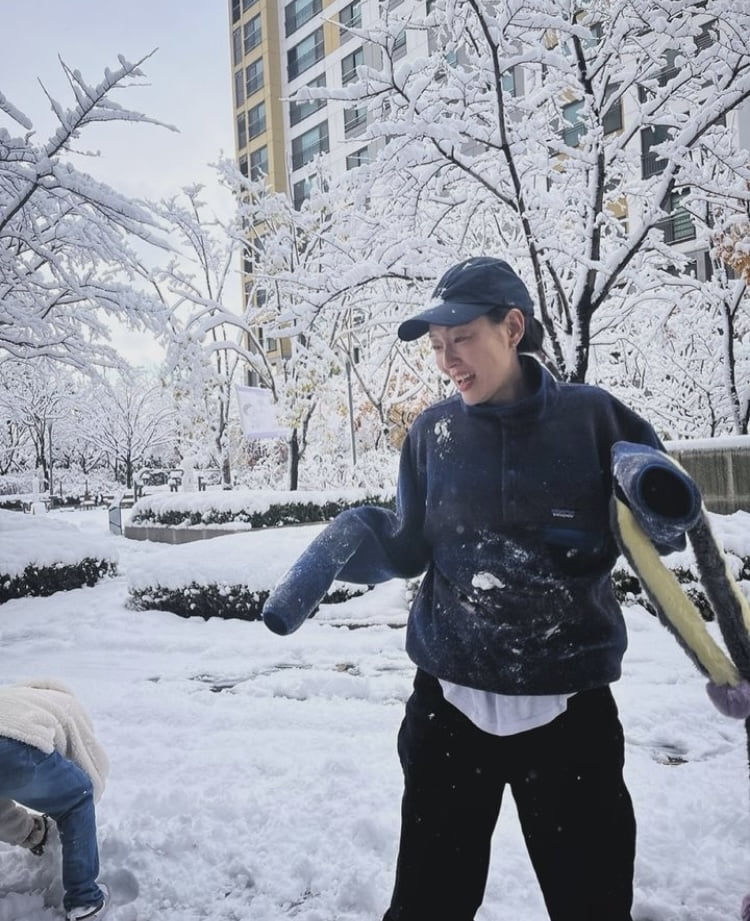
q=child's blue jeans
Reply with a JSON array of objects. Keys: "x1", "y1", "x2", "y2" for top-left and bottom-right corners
[{"x1": 0, "y1": 736, "x2": 104, "y2": 911}]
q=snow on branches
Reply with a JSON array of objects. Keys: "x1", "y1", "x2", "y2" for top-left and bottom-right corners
[
  {"x1": 0, "y1": 53, "x2": 175, "y2": 370},
  {"x1": 271, "y1": 0, "x2": 750, "y2": 437}
]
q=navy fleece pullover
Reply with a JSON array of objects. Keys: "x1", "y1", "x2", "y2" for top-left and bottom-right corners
[{"x1": 263, "y1": 356, "x2": 664, "y2": 695}]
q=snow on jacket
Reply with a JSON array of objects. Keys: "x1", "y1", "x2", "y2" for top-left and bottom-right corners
[
  {"x1": 263, "y1": 356, "x2": 665, "y2": 695},
  {"x1": 0, "y1": 679, "x2": 108, "y2": 800}
]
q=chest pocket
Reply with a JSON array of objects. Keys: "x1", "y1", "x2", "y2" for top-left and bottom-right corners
[{"x1": 539, "y1": 524, "x2": 614, "y2": 576}]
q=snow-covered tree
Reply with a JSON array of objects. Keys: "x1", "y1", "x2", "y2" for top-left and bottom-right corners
[
  {"x1": 152, "y1": 183, "x2": 254, "y2": 486},
  {"x1": 227, "y1": 160, "x2": 440, "y2": 487},
  {"x1": 0, "y1": 54, "x2": 172, "y2": 371},
  {"x1": 0, "y1": 359, "x2": 76, "y2": 492},
  {"x1": 312, "y1": 0, "x2": 750, "y2": 397},
  {"x1": 712, "y1": 204, "x2": 750, "y2": 432},
  {"x1": 76, "y1": 371, "x2": 176, "y2": 488},
  {"x1": 0, "y1": 363, "x2": 36, "y2": 476}
]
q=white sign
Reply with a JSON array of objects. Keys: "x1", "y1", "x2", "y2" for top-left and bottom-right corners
[{"x1": 235, "y1": 385, "x2": 290, "y2": 439}]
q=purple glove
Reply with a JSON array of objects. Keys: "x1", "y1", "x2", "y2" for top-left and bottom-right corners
[
  {"x1": 742, "y1": 893, "x2": 750, "y2": 921},
  {"x1": 706, "y1": 679, "x2": 750, "y2": 719}
]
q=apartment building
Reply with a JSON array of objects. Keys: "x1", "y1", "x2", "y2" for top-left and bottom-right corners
[
  {"x1": 229, "y1": 0, "x2": 424, "y2": 378},
  {"x1": 229, "y1": 0, "x2": 420, "y2": 206}
]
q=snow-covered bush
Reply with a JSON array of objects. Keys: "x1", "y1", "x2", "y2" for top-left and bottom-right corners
[
  {"x1": 2, "y1": 558, "x2": 116, "y2": 603},
  {"x1": 0, "y1": 510, "x2": 117, "y2": 601},
  {"x1": 129, "y1": 580, "x2": 368, "y2": 622},
  {"x1": 128, "y1": 488, "x2": 396, "y2": 529},
  {"x1": 126, "y1": 525, "x2": 370, "y2": 621}
]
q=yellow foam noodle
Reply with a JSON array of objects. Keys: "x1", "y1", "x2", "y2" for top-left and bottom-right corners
[{"x1": 615, "y1": 499, "x2": 739, "y2": 686}]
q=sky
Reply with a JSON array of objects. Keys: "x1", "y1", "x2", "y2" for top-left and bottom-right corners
[
  {"x1": 2, "y1": 0, "x2": 235, "y2": 201},
  {"x1": 1, "y1": 503, "x2": 749, "y2": 920},
  {"x1": 1, "y1": 0, "x2": 237, "y2": 367}
]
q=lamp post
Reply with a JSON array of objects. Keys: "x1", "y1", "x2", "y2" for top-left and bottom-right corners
[
  {"x1": 345, "y1": 356, "x2": 357, "y2": 468},
  {"x1": 47, "y1": 421, "x2": 53, "y2": 497}
]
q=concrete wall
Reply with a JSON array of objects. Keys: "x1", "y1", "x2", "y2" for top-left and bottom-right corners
[
  {"x1": 123, "y1": 525, "x2": 250, "y2": 544},
  {"x1": 666, "y1": 438, "x2": 750, "y2": 515}
]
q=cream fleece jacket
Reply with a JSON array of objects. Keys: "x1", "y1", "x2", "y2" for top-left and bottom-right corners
[
  {"x1": 0, "y1": 799, "x2": 38, "y2": 846},
  {"x1": 0, "y1": 679, "x2": 109, "y2": 845}
]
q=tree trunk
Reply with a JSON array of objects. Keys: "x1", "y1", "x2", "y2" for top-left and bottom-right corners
[{"x1": 289, "y1": 429, "x2": 299, "y2": 491}]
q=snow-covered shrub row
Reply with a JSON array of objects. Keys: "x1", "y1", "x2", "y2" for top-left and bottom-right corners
[
  {"x1": 0, "y1": 510, "x2": 118, "y2": 601},
  {"x1": 129, "y1": 581, "x2": 369, "y2": 622},
  {"x1": 129, "y1": 488, "x2": 396, "y2": 530},
  {"x1": 1, "y1": 558, "x2": 117, "y2": 603},
  {"x1": 126, "y1": 524, "x2": 369, "y2": 621}
]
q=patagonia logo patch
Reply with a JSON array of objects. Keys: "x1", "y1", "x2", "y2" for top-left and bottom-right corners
[{"x1": 551, "y1": 508, "x2": 576, "y2": 519}]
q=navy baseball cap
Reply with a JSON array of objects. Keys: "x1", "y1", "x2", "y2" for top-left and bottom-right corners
[{"x1": 398, "y1": 257, "x2": 534, "y2": 341}]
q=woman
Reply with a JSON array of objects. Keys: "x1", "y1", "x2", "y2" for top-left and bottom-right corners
[{"x1": 261, "y1": 257, "x2": 734, "y2": 921}]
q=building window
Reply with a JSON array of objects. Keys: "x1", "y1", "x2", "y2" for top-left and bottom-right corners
[
  {"x1": 657, "y1": 48, "x2": 680, "y2": 87},
  {"x1": 243, "y1": 14, "x2": 262, "y2": 55},
  {"x1": 285, "y1": 0, "x2": 322, "y2": 37},
  {"x1": 234, "y1": 0, "x2": 259, "y2": 23},
  {"x1": 340, "y1": 0, "x2": 361, "y2": 40},
  {"x1": 501, "y1": 66, "x2": 517, "y2": 96},
  {"x1": 561, "y1": 99, "x2": 585, "y2": 147},
  {"x1": 250, "y1": 146, "x2": 268, "y2": 180},
  {"x1": 239, "y1": 154, "x2": 248, "y2": 177},
  {"x1": 685, "y1": 249, "x2": 713, "y2": 282},
  {"x1": 248, "y1": 101, "x2": 266, "y2": 139},
  {"x1": 293, "y1": 176, "x2": 313, "y2": 210},
  {"x1": 344, "y1": 105, "x2": 367, "y2": 137},
  {"x1": 232, "y1": 28, "x2": 242, "y2": 67},
  {"x1": 602, "y1": 85, "x2": 623, "y2": 135},
  {"x1": 393, "y1": 29, "x2": 407, "y2": 60},
  {"x1": 660, "y1": 190, "x2": 695, "y2": 244},
  {"x1": 237, "y1": 111, "x2": 247, "y2": 150},
  {"x1": 288, "y1": 27, "x2": 325, "y2": 80},
  {"x1": 290, "y1": 74, "x2": 327, "y2": 126},
  {"x1": 292, "y1": 121, "x2": 329, "y2": 171},
  {"x1": 234, "y1": 70, "x2": 245, "y2": 107},
  {"x1": 246, "y1": 58, "x2": 264, "y2": 97},
  {"x1": 641, "y1": 125, "x2": 670, "y2": 178},
  {"x1": 342, "y1": 47, "x2": 365, "y2": 85},
  {"x1": 695, "y1": 19, "x2": 717, "y2": 52},
  {"x1": 346, "y1": 146, "x2": 369, "y2": 170}
]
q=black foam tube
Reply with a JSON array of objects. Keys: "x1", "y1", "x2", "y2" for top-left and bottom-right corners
[{"x1": 612, "y1": 442, "x2": 702, "y2": 550}]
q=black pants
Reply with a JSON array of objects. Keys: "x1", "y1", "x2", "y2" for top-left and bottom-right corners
[{"x1": 383, "y1": 671, "x2": 635, "y2": 921}]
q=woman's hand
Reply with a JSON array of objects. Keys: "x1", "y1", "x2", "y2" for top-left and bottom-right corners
[{"x1": 705, "y1": 679, "x2": 750, "y2": 719}]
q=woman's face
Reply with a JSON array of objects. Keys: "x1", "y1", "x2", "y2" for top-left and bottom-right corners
[{"x1": 428, "y1": 311, "x2": 526, "y2": 405}]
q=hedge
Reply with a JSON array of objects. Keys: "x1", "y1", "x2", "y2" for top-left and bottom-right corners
[
  {"x1": 1, "y1": 558, "x2": 117, "y2": 603},
  {"x1": 129, "y1": 493, "x2": 396, "y2": 530},
  {"x1": 129, "y1": 581, "x2": 371, "y2": 622}
]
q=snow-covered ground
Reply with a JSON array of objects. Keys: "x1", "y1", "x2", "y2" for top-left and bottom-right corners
[{"x1": 0, "y1": 507, "x2": 748, "y2": 921}]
